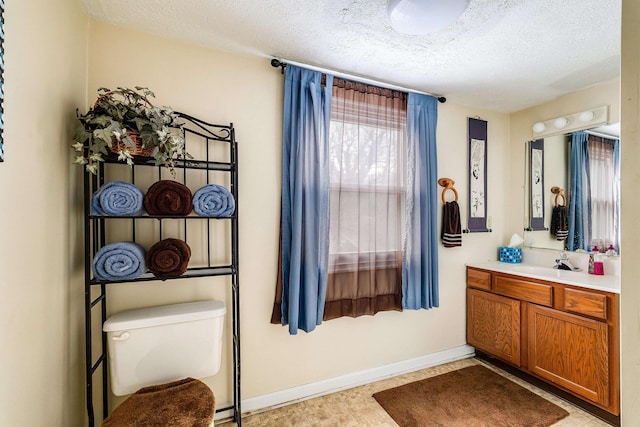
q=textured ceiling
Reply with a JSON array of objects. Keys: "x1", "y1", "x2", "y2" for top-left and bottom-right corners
[{"x1": 80, "y1": 0, "x2": 620, "y2": 112}]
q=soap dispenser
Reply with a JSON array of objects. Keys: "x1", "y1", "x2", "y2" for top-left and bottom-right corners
[
  {"x1": 593, "y1": 253, "x2": 605, "y2": 275},
  {"x1": 588, "y1": 246, "x2": 597, "y2": 274}
]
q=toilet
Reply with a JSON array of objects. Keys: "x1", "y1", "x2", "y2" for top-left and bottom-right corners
[{"x1": 101, "y1": 300, "x2": 226, "y2": 427}]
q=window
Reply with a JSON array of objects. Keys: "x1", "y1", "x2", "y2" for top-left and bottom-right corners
[
  {"x1": 588, "y1": 136, "x2": 618, "y2": 250},
  {"x1": 324, "y1": 78, "x2": 407, "y2": 319},
  {"x1": 328, "y1": 80, "x2": 406, "y2": 272},
  {"x1": 272, "y1": 66, "x2": 439, "y2": 331}
]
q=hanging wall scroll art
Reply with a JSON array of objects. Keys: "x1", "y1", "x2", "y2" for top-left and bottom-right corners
[
  {"x1": 467, "y1": 117, "x2": 489, "y2": 232},
  {"x1": 528, "y1": 138, "x2": 546, "y2": 231}
]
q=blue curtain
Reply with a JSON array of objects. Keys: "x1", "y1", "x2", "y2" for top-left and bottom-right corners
[
  {"x1": 567, "y1": 131, "x2": 591, "y2": 251},
  {"x1": 280, "y1": 65, "x2": 333, "y2": 334},
  {"x1": 403, "y1": 93, "x2": 439, "y2": 309}
]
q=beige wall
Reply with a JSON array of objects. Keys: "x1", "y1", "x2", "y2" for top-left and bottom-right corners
[
  {"x1": 86, "y1": 21, "x2": 511, "y2": 411},
  {"x1": 621, "y1": 0, "x2": 640, "y2": 423},
  {"x1": 0, "y1": 0, "x2": 87, "y2": 426}
]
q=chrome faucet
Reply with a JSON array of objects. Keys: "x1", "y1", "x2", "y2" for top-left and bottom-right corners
[{"x1": 555, "y1": 251, "x2": 577, "y2": 271}]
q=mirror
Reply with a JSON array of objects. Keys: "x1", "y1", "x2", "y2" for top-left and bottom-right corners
[{"x1": 523, "y1": 123, "x2": 620, "y2": 254}]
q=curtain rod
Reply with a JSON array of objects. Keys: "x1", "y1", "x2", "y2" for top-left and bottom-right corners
[
  {"x1": 270, "y1": 58, "x2": 447, "y2": 104},
  {"x1": 585, "y1": 129, "x2": 619, "y2": 140}
]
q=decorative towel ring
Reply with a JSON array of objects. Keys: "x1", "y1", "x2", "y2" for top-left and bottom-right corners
[
  {"x1": 438, "y1": 177, "x2": 459, "y2": 204},
  {"x1": 551, "y1": 186, "x2": 566, "y2": 207}
]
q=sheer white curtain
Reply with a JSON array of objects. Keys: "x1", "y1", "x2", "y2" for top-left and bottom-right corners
[
  {"x1": 324, "y1": 78, "x2": 407, "y2": 319},
  {"x1": 588, "y1": 136, "x2": 616, "y2": 249}
]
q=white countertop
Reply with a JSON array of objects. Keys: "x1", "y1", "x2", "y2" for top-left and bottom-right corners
[{"x1": 466, "y1": 261, "x2": 620, "y2": 294}]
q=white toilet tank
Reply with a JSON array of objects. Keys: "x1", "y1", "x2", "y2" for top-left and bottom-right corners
[{"x1": 103, "y1": 300, "x2": 226, "y2": 396}]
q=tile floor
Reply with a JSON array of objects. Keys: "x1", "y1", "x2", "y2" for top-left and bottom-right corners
[{"x1": 218, "y1": 357, "x2": 612, "y2": 427}]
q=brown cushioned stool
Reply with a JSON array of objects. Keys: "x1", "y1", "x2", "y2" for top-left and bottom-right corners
[{"x1": 103, "y1": 377, "x2": 215, "y2": 427}]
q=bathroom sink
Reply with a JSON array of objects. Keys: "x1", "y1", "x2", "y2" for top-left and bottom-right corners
[
  {"x1": 507, "y1": 264, "x2": 553, "y2": 274},
  {"x1": 502, "y1": 264, "x2": 574, "y2": 279}
]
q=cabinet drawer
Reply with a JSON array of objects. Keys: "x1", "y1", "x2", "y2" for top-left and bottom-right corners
[
  {"x1": 493, "y1": 275, "x2": 553, "y2": 307},
  {"x1": 564, "y1": 288, "x2": 608, "y2": 320},
  {"x1": 467, "y1": 268, "x2": 491, "y2": 290}
]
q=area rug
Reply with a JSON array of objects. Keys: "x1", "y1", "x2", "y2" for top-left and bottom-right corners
[{"x1": 372, "y1": 365, "x2": 569, "y2": 427}]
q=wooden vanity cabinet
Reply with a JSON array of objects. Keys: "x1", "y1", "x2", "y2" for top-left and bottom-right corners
[{"x1": 466, "y1": 267, "x2": 619, "y2": 415}]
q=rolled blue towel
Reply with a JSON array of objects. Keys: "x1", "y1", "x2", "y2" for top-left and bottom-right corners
[
  {"x1": 91, "y1": 181, "x2": 145, "y2": 216},
  {"x1": 92, "y1": 242, "x2": 147, "y2": 281},
  {"x1": 192, "y1": 184, "x2": 235, "y2": 217}
]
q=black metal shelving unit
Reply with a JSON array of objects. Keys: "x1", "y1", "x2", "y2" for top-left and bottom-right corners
[{"x1": 83, "y1": 113, "x2": 241, "y2": 426}]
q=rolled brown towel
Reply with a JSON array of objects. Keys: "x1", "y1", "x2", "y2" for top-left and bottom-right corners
[
  {"x1": 146, "y1": 238, "x2": 191, "y2": 278},
  {"x1": 144, "y1": 180, "x2": 193, "y2": 216}
]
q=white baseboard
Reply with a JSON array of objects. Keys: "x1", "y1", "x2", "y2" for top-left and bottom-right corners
[{"x1": 215, "y1": 344, "x2": 475, "y2": 421}]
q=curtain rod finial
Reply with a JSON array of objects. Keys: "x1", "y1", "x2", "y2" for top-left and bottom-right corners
[
  {"x1": 271, "y1": 58, "x2": 286, "y2": 74},
  {"x1": 438, "y1": 97, "x2": 446, "y2": 103}
]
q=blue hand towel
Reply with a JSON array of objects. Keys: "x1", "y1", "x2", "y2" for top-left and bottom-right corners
[
  {"x1": 192, "y1": 184, "x2": 235, "y2": 217},
  {"x1": 92, "y1": 242, "x2": 147, "y2": 281},
  {"x1": 91, "y1": 181, "x2": 145, "y2": 216}
]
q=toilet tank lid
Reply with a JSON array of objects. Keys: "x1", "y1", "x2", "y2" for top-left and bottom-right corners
[{"x1": 103, "y1": 300, "x2": 226, "y2": 332}]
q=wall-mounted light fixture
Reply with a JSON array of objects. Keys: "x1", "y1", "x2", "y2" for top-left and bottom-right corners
[
  {"x1": 553, "y1": 117, "x2": 568, "y2": 129},
  {"x1": 532, "y1": 122, "x2": 546, "y2": 133},
  {"x1": 531, "y1": 105, "x2": 609, "y2": 138},
  {"x1": 578, "y1": 111, "x2": 594, "y2": 123},
  {"x1": 387, "y1": 0, "x2": 470, "y2": 35}
]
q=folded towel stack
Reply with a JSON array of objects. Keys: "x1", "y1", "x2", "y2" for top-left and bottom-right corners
[
  {"x1": 144, "y1": 180, "x2": 193, "y2": 216},
  {"x1": 91, "y1": 181, "x2": 145, "y2": 216},
  {"x1": 192, "y1": 184, "x2": 235, "y2": 217},
  {"x1": 93, "y1": 242, "x2": 147, "y2": 281},
  {"x1": 146, "y1": 238, "x2": 191, "y2": 278}
]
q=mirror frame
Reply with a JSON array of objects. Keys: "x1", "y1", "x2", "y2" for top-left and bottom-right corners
[{"x1": 523, "y1": 123, "x2": 620, "y2": 253}]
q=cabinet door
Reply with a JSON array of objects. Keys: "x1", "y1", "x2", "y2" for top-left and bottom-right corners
[
  {"x1": 467, "y1": 288, "x2": 521, "y2": 366},
  {"x1": 528, "y1": 304, "x2": 609, "y2": 407}
]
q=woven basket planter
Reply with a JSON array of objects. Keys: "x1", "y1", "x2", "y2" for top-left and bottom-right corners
[{"x1": 110, "y1": 131, "x2": 155, "y2": 157}]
